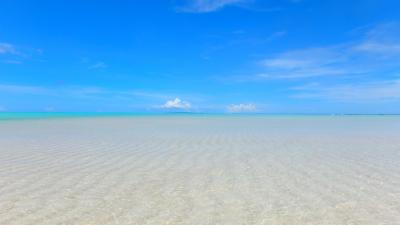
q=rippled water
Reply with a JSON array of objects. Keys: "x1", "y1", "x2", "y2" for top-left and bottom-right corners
[{"x1": 0, "y1": 116, "x2": 399, "y2": 224}]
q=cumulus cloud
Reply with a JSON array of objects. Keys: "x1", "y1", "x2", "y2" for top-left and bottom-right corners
[
  {"x1": 227, "y1": 103, "x2": 257, "y2": 113},
  {"x1": 177, "y1": 0, "x2": 248, "y2": 13},
  {"x1": 161, "y1": 98, "x2": 192, "y2": 110}
]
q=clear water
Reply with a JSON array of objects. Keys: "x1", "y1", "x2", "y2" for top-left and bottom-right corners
[{"x1": 1, "y1": 112, "x2": 399, "y2": 121}]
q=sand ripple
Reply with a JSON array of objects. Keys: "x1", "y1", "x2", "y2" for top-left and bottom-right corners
[{"x1": 0, "y1": 116, "x2": 400, "y2": 225}]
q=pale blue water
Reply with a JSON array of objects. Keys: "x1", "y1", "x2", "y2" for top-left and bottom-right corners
[
  {"x1": 0, "y1": 112, "x2": 399, "y2": 121},
  {"x1": 0, "y1": 112, "x2": 161, "y2": 120}
]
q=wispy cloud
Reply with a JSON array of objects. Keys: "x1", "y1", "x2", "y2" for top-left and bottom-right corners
[
  {"x1": 202, "y1": 30, "x2": 287, "y2": 60},
  {"x1": 176, "y1": 0, "x2": 302, "y2": 13},
  {"x1": 0, "y1": 42, "x2": 21, "y2": 55},
  {"x1": 0, "y1": 43, "x2": 19, "y2": 55},
  {"x1": 89, "y1": 61, "x2": 107, "y2": 69},
  {"x1": 227, "y1": 103, "x2": 257, "y2": 113},
  {"x1": 352, "y1": 22, "x2": 400, "y2": 56},
  {"x1": 127, "y1": 91, "x2": 171, "y2": 100},
  {"x1": 160, "y1": 98, "x2": 192, "y2": 110},
  {"x1": 177, "y1": 0, "x2": 250, "y2": 13},
  {"x1": 0, "y1": 83, "x2": 199, "y2": 108},
  {"x1": 292, "y1": 79, "x2": 400, "y2": 102},
  {"x1": 248, "y1": 22, "x2": 400, "y2": 80},
  {"x1": 0, "y1": 83, "x2": 112, "y2": 99},
  {"x1": 0, "y1": 42, "x2": 42, "y2": 64},
  {"x1": 264, "y1": 31, "x2": 287, "y2": 42},
  {"x1": 258, "y1": 46, "x2": 351, "y2": 79},
  {"x1": 2, "y1": 60, "x2": 22, "y2": 64},
  {"x1": 0, "y1": 84, "x2": 49, "y2": 95}
]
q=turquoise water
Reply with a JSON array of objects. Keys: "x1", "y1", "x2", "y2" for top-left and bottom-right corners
[
  {"x1": 0, "y1": 112, "x2": 399, "y2": 121},
  {"x1": 0, "y1": 112, "x2": 163, "y2": 120}
]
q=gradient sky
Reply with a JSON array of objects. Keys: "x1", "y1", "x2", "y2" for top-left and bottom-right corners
[{"x1": 1, "y1": 0, "x2": 400, "y2": 113}]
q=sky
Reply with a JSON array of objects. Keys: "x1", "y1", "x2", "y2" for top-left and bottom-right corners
[{"x1": 1, "y1": 0, "x2": 400, "y2": 113}]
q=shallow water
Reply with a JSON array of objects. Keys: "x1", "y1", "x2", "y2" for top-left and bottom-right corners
[{"x1": 0, "y1": 116, "x2": 400, "y2": 225}]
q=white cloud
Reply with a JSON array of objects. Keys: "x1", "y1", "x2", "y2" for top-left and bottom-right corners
[
  {"x1": 89, "y1": 61, "x2": 107, "y2": 69},
  {"x1": 177, "y1": 0, "x2": 248, "y2": 13},
  {"x1": 227, "y1": 103, "x2": 257, "y2": 113},
  {"x1": 161, "y1": 98, "x2": 192, "y2": 110}
]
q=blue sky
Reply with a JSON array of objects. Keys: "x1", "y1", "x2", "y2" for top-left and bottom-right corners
[{"x1": 1, "y1": 0, "x2": 400, "y2": 113}]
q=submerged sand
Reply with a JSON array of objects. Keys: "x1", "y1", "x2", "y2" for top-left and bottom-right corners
[{"x1": 0, "y1": 116, "x2": 400, "y2": 225}]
